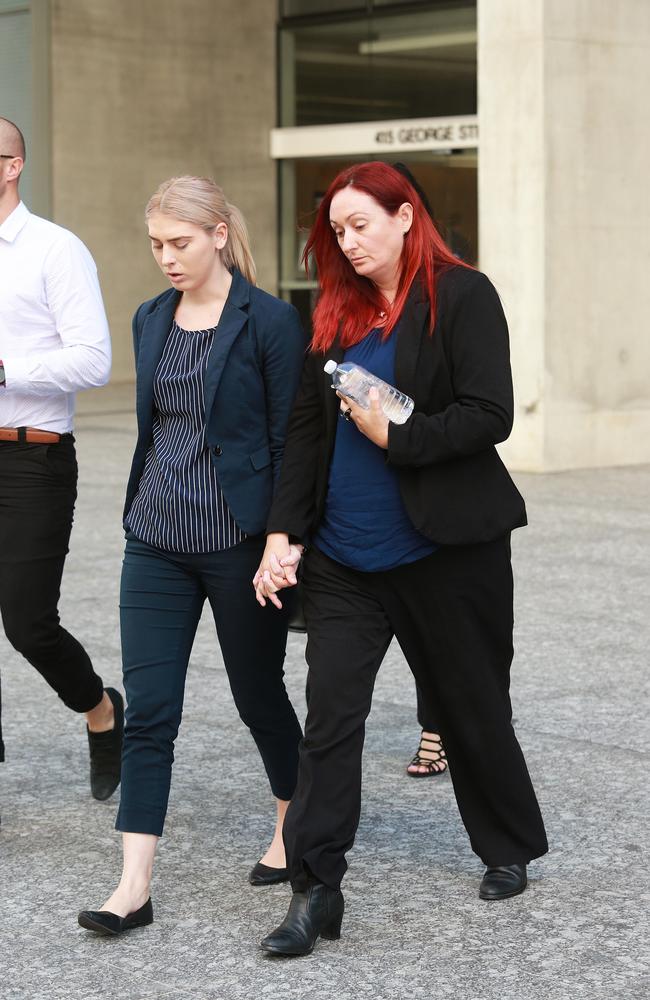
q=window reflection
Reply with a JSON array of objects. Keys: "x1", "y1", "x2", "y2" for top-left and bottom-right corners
[
  {"x1": 277, "y1": 2, "x2": 478, "y2": 328},
  {"x1": 280, "y1": 3, "x2": 476, "y2": 127}
]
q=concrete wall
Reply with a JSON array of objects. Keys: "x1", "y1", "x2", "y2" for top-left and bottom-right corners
[
  {"x1": 50, "y1": 0, "x2": 277, "y2": 381},
  {"x1": 479, "y1": 0, "x2": 650, "y2": 470}
]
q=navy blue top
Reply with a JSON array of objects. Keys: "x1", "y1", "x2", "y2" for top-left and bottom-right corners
[
  {"x1": 125, "y1": 320, "x2": 245, "y2": 553},
  {"x1": 313, "y1": 326, "x2": 437, "y2": 572}
]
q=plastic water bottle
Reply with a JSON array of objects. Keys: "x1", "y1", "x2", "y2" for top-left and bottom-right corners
[{"x1": 324, "y1": 359, "x2": 414, "y2": 425}]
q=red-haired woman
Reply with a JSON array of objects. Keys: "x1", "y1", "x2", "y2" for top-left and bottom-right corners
[{"x1": 254, "y1": 162, "x2": 547, "y2": 956}]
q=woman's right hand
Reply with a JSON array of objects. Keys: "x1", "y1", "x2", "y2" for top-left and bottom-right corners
[{"x1": 253, "y1": 533, "x2": 303, "y2": 608}]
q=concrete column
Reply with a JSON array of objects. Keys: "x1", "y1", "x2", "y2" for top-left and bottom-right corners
[
  {"x1": 50, "y1": 0, "x2": 277, "y2": 381},
  {"x1": 479, "y1": 0, "x2": 650, "y2": 470}
]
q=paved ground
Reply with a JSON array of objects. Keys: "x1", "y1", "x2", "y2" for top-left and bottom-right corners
[{"x1": 1, "y1": 384, "x2": 648, "y2": 1000}]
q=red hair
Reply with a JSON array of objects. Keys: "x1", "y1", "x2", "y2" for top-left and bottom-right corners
[{"x1": 303, "y1": 161, "x2": 471, "y2": 352}]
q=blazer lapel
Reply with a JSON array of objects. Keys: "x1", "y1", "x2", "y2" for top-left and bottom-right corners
[
  {"x1": 203, "y1": 270, "x2": 250, "y2": 421},
  {"x1": 395, "y1": 289, "x2": 430, "y2": 398},
  {"x1": 136, "y1": 290, "x2": 180, "y2": 434},
  {"x1": 323, "y1": 340, "x2": 345, "y2": 444}
]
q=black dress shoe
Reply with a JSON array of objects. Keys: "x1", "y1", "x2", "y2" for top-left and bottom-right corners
[
  {"x1": 260, "y1": 882, "x2": 344, "y2": 956},
  {"x1": 479, "y1": 863, "x2": 527, "y2": 901},
  {"x1": 78, "y1": 897, "x2": 153, "y2": 936},
  {"x1": 87, "y1": 687, "x2": 124, "y2": 801},
  {"x1": 249, "y1": 861, "x2": 289, "y2": 886}
]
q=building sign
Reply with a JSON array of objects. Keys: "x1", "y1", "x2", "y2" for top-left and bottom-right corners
[{"x1": 270, "y1": 115, "x2": 478, "y2": 159}]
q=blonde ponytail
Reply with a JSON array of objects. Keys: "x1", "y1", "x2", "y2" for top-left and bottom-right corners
[
  {"x1": 145, "y1": 175, "x2": 257, "y2": 285},
  {"x1": 222, "y1": 202, "x2": 256, "y2": 285}
]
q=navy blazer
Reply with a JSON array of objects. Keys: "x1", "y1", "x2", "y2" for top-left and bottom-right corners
[
  {"x1": 123, "y1": 269, "x2": 307, "y2": 536},
  {"x1": 267, "y1": 266, "x2": 527, "y2": 547}
]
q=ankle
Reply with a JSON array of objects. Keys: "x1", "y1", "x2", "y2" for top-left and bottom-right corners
[
  {"x1": 118, "y1": 873, "x2": 151, "y2": 897},
  {"x1": 101, "y1": 882, "x2": 150, "y2": 918},
  {"x1": 259, "y1": 842, "x2": 286, "y2": 868},
  {"x1": 86, "y1": 692, "x2": 115, "y2": 733}
]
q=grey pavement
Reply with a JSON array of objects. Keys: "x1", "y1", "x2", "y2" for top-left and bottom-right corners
[{"x1": 1, "y1": 384, "x2": 648, "y2": 1000}]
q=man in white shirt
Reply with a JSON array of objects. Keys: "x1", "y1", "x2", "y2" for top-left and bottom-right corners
[{"x1": 0, "y1": 117, "x2": 123, "y2": 800}]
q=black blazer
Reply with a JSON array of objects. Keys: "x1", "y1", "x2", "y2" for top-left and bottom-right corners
[
  {"x1": 267, "y1": 266, "x2": 526, "y2": 547},
  {"x1": 123, "y1": 269, "x2": 306, "y2": 536}
]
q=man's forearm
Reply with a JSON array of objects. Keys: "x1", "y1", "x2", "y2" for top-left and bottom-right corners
[{"x1": 2, "y1": 343, "x2": 111, "y2": 396}]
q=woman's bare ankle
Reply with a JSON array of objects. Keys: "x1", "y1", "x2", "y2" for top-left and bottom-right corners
[
  {"x1": 259, "y1": 833, "x2": 286, "y2": 869},
  {"x1": 101, "y1": 882, "x2": 150, "y2": 917}
]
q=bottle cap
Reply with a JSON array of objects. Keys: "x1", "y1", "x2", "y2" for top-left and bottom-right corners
[{"x1": 323, "y1": 360, "x2": 337, "y2": 375}]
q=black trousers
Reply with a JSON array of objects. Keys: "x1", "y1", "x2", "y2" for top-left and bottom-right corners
[
  {"x1": 284, "y1": 540, "x2": 548, "y2": 891},
  {"x1": 0, "y1": 440, "x2": 104, "y2": 759},
  {"x1": 415, "y1": 683, "x2": 437, "y2": 733},
  {"x1": 116, "y1": 533, "x2": 302, "y2": 836}
]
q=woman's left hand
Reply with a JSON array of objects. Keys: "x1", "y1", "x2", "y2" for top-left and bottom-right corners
[
  {"x1": 338, "y1": 387, "x2": 389, "y2": 449},
  {"x1": 253, "y1": 534, "x2": 304, "y2": 609}
]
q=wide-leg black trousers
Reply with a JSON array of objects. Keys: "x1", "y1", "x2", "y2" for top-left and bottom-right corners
[
  {"x1": 415, "y1": 682, "x2": 438, "y2": 733},
  {"x1": 284, "y1": 539, "x2": 548, "y2": 891}
]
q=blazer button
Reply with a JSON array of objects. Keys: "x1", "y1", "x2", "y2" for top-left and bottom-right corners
[{"x1": 213, "y1": 445, "x2": 223, "y2": 456}]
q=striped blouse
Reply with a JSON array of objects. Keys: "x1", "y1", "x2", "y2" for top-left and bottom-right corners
[{"x1": 125, "y1": 320, "x2": 245, "y2": 553}]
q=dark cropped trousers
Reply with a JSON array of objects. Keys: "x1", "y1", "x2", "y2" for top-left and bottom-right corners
[
  {"x1": 116, "y1": 533, "x2": 302, "y2": 837},
  {"x1": 0, "y1": 439, "x2": 104, "y2": 760},
  {"x1": 284, "y1": 539, "x2": 548, "y2": 891}
]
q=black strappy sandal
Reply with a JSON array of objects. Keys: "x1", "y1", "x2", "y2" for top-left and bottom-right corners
[{"x1": 406, "y1": 730, "x2": 448, "y2": 778}]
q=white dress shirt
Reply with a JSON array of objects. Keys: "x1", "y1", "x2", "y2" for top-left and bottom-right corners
[{"x1": 0, "y1": 202, "x2": 111, "y2": 433}]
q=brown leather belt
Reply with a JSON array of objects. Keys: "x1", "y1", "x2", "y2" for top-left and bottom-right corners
[{"x1": 0, "y1": 426, "x2": 62, "y2": 444}]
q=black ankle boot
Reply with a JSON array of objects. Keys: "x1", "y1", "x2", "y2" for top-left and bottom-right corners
[{"x1": 260, "y1": 882, "x2": 344, "y2": 956}]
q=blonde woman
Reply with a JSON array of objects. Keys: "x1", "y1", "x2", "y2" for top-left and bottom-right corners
[{"x1": 78, "y1": 176, "x2": 305, "y2": 935}]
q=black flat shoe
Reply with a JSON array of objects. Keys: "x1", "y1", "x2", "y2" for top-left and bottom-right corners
[
  {"x1": 260, "y1": 882, "x2": 344, "y2": 956},
  {"x1": 78, "y1": 898, "x2": 153, "y2": 936},
  {"x1": 249, "y1": 861, "x2": 289, "y2": 886},
  {"x1": 479, "y1": 863, "x2": 527, "y2": 901},
  {"x1": 87, "y1": 687, "x2": 124, "y2": 801}
]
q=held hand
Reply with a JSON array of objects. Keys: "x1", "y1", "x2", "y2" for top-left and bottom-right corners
[
  {"x1": 279, "y1": 544, "x2": 304, "y2": 586},
  {"x1": 338, "y1": 387, "x2": 389, "y2": 449},
  {"x1": 253, "y1": 534, "x2": 303, "y2": 609}
]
